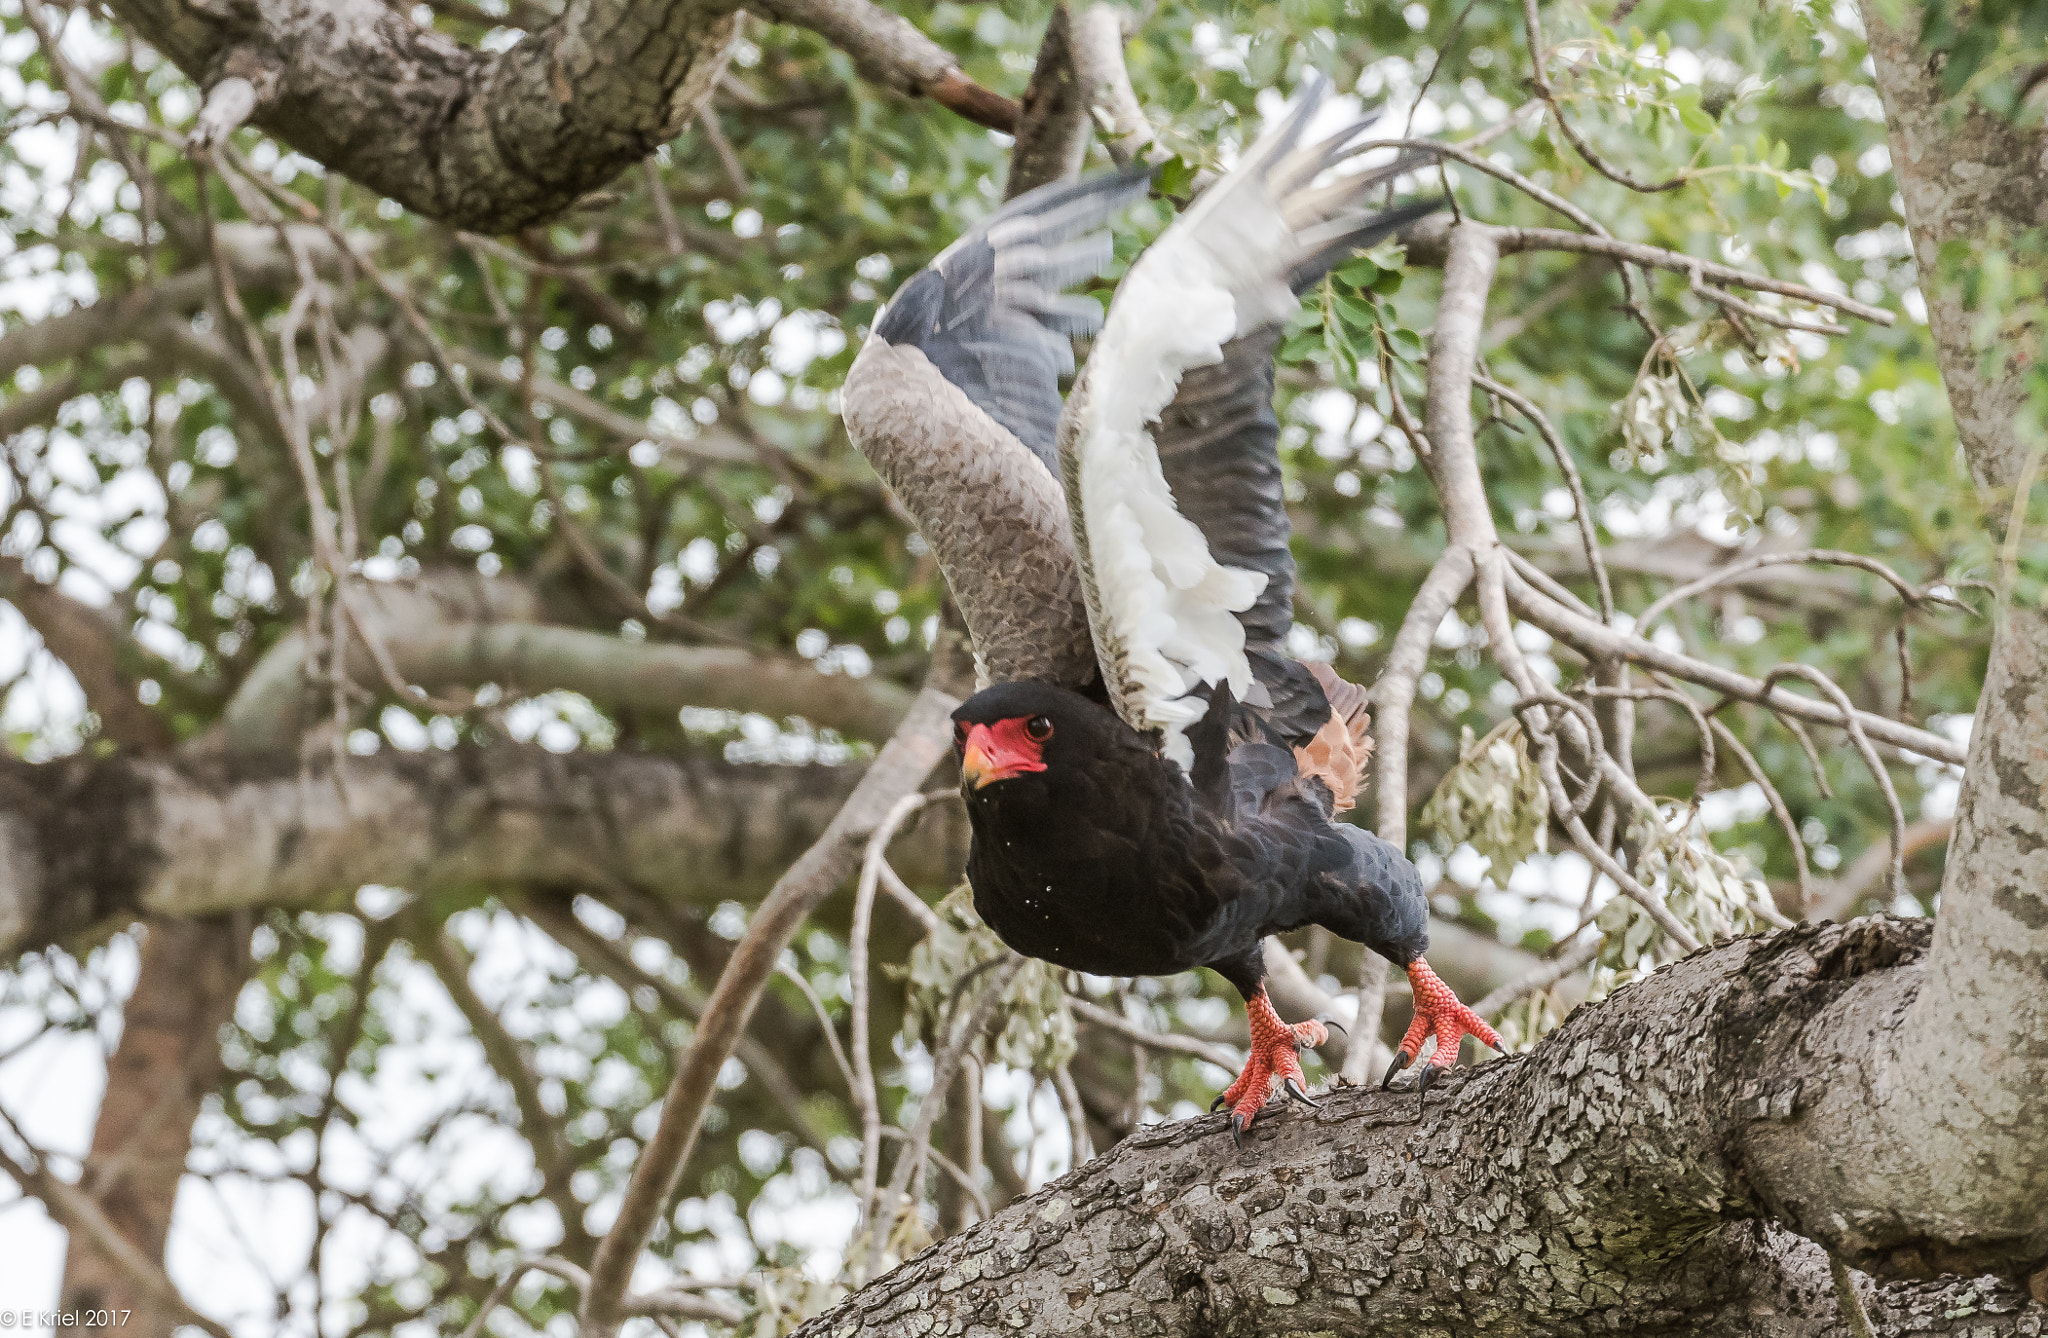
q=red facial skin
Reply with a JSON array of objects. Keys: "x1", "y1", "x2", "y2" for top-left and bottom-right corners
[{"x1": 957, "y1": 718, "x2": 1049, "y2": 789}]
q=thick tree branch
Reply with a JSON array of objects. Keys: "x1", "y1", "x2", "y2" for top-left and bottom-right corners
[
  {"x1": 1003, "y1": 5, "x2": 1091, "y2": 200},
  {"x1": 105, "y1": 0, "x2": 739, "y2": 232},
  {"x1": 211, "y1": 568, "x2": 915, "y2": 749},
  {"x1": 104, "y1": 0, "x2": 1016, "y2": 232},
  {"x1": 746, "y1": 0, "x2": 1019, "y2": 132},
  {"x1": 55, "y1": 918, "x2": 249, "y2": 1331},
  {"x1": 0, "y1": 742, "x2": 969, "y2": 960},
  {"x1": 796, "y1": 920, "x2": 2047, "y2": 1337},
  {"x1": 1066, "y1": 4, "x2": 1154, "y2": 167}
]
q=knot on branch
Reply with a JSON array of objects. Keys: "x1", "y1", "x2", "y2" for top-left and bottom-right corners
[
  {"x1": 1814, "y1": 915, "x2": 1930, "y2": 982},
  {"x1": 191, "y1": 45, "x2": 283, "y2": 152}
]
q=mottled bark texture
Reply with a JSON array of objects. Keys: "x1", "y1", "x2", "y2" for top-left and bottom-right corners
[
  {"x1": 1859, "y1": 0, "x2": 2048, "y2": 1285},
  {"x1": 104, "y1": 0, "x2": 1021, "y2": 232},
  {"x1": 798, "y1": 921, "x2": 2046, "y2": 1337},
  {"x1": 1865, "y1": 9, "x2": 2048, "y2": 502},
  {"x1": 56, "y1": 919, "x2": 248, "y2": 1336},
  {"x1": 1003, "y1": 4, "x2": 1091, "y2": 201},
  {"x1": 107, "y1": 0, "x2": 738, "y2": 232},
  {"x1": 0, "y1": 745, "x2": 967, "y2": 958}
]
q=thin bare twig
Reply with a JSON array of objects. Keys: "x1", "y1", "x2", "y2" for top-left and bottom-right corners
[
  {"x1": 1067, "y1": 995, "x2": 1241, "y2": 1071},
  {"x1": 1505, "y1": 569, "x2": 1964, "y2": 764},
  {"x1": 1761, "y1": 664, "x2": 1908, "y2": 905},
  {"x1": 1475, "y1": 372, "x2": 1612, "y2": 622},
  {"x1": 1705, "y1": 711, "x2": 1814, "y2": 916},
  {"x1": 867, "y1": 955, "x2": 1024, "y2": 1280},
  {"x1": 1488, "y1": 226, "x2": 1895, "y2": 327},
  {"x1": 854, "y1": 790, "x2": 939, "y2": 1231},
  {"x1": 1053, "y1": 1063, "x2": 1093, "y2": 1164},
  {"x1": 1521, "y1": 0, "x2": 1686, "y2": 193},
  {"x1": 1812, "y1": 817, "x2": 1953, "y2": 921},
  {"x1": 1469, "y1": 930, "x2": 1602, "y2": 1020},
  {"x1": 1690, "y1": 269, "x2": 1851, "y2": 336},
  {"x1": 457, "y1": 1257, "x2": 592, "y2": 1338},
  {"x1": 1635, "y1": 549, "x2": 1968, "y2": 635},
  {"x1": 579, "y1": 674, "x2": 963, "y2": 1336}
]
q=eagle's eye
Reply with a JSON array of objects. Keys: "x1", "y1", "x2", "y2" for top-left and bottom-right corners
[
  {"x1": 952, "y1": 721, "x2": 970, "y2": 748},
  {"x1": 1024, "y1": 715, "x2": 1054, "y2": 743}
]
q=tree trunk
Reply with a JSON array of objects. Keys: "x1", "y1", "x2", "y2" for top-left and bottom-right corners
[{"x1": 56, "y1": 919, "x2": 249, "y2": 1335}]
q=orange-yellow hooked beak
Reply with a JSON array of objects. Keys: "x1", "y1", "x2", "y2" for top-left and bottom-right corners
[{"x1": 958, "y1": 720, "x2": 1048, "y2": 790}]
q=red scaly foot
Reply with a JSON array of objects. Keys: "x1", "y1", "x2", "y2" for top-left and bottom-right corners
[
  {"x1": 1210, "y1": 987, "x2": 1339, "y2": 1145},
  {"x1": 1381, "y1": 958, "x2": 1505, "y2": 1102}
]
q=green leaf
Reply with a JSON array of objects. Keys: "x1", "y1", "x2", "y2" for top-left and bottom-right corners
[
  {"x1": 1675, "y1": 92, "x2": 1717, "y2": 136},
  {"x1": 1332, "y1": 292, "x2": 1379, "y2": 332},
  {"x1": 1155, "y1": 153, "x2": 1198, "y2": 199},
  {"x1": 1337, "y1": 256, "x2": 1382, "y2": 289}
]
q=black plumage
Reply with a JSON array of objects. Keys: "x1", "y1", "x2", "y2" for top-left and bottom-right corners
[{"x1": 954, "y1": 681, "x2": 1426, "y2": 1003}]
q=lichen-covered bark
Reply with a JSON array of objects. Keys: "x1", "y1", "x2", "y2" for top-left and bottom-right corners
[
  {"x1": 1845, "y1": 0, "x2": 2048, "y2": 1283},
  {"x1": 0, "y1": 746, "x2": 967, "y2": 957},
  {"x1": 1864, "y1": 8, "x2": 2048, "y2": 502},
  {"x1": 105, "y1": 0, "x2": 738, "y2": 232},
  {"x1": 800, "y1": 922, "x2": 2048, "y2": 1337}
]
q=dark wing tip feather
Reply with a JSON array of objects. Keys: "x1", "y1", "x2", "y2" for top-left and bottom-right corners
[
  {"x1": 869, "y1": 165, "x2": 1150, "y2": 470},
  {"x1": 1287, "y1": 196, "x2": 1446, "y2": 294}
]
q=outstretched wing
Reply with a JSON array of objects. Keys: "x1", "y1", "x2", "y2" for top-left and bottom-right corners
[
  {"x1": 843, "y1": 169, "x2": 1150, "y2": 688},
  {"x1": 1056, "y1": 80, "x2": 1440, "y2": 764}
]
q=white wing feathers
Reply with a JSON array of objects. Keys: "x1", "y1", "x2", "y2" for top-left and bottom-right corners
[
  {"x1": 1057, "y1": 77, "x2": 1426, "y2": 768},
  {"x1": 1062, "y1": 243, "x2": 1266, "y2": 768}
]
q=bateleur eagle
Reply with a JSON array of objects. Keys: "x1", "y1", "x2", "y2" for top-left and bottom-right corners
[{"x1": 841, "y1": 77, "x2": 1501, "y2": 1141}]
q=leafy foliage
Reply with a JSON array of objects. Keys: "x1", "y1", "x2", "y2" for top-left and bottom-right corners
[{"x1": 0, "y1": 0, "x2": 2002, "y2": 1328}]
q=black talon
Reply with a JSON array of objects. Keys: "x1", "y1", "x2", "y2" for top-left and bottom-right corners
[
  {"x1": 1319, "y1": 1016, "x2": 1347, "y2": 1036},
  {"x1": 1283, "y1": 1078, "x2": 1322, "y2": 1110},
  {"x1": 1380, "y1": 1048, "x2": 1414, "y2": 1090},
  {"x1": 1415, "y1": 1063, "x2": 1442, "y2": 1120},
  {"x1": 1230, "y1": 1112, "x2": 1250, "y2": 1147},
  {"x1": 1210, "y1": 1093, "x2": 1228, "y2": 1113}
]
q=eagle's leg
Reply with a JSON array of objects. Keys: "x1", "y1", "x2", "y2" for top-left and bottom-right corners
[
  {"x1": 1211, "y1": 987, "x2": 1332, "y2": 1143},
  {"x1": 1381, "y1": 958, "x2": 1505, "y2": 1095}
]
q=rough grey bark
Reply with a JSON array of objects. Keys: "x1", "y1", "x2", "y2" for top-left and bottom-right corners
[
  {"x1": 104, "y1": 0, "x2": 740, "y2": 232},
  {"x1": 797, "y1": 921, "x2": 2048, "y2": 1337},
  {"x1": 1003, "y1": 4, "x2": 1092, "y2": 201},
  {"x1": 101, "y1": 0, "x2": 1019, "y2": 233},
  {"x1": 1847, "y1": 0, "x2": 2048, "y2": 1289},
  {"x1": 0, "y1": 744, "x2": 968, "y2": 958},
  {"x1": 1864, "y1": 11, "x2": 2047, "y2": 503}
]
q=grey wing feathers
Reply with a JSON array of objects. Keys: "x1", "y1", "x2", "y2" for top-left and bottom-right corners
[
  {"x1": 872, "y1": 167, "x2": 1152, "y2": 472},
  {"x1": 1150, "y1": 80, "x2": 1445, "y2": 744}
]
